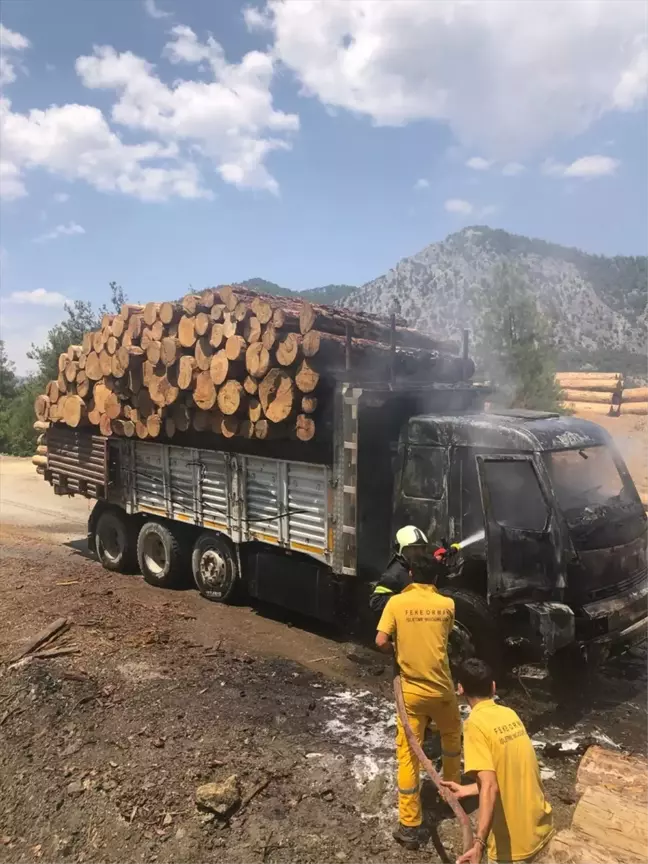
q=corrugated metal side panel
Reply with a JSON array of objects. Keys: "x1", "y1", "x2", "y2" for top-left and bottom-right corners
[
  {"x1": 133, "y1": 442, "x2": 166, "y2": 512},
  {"x1": 246, "y1": 456, "x2": 280, "y2": 540},
  {"x1": 287, "y1": 462, "x2": 327, "y2": 550},
  {"x1": 169, "y1": 446, "x2": 197, "y2": 520},
  {"x1": 46, "y1": 426, "x2": 107, "y2": 497},
  {"x1": 200, "y1": 449, "x2": 229, "y2": 527}
]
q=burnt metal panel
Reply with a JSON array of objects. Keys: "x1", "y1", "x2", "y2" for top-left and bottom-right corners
[
  {"x1": 408, "y1": 413, "x2": 608, "y2": 452},
  {"x1": 45, "y1": 426, "x2": 107, "y2": 499}
]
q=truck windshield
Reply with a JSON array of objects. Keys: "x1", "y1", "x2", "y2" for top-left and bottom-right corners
[{"x1": 543, "y1": 446, "x2": 644, "y2": 547}]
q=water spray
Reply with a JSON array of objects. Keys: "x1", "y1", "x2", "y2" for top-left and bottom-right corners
[
  {"x1": 433, "y1": 528, "x2": 485, "y2": 562},
  {"x1": 453, "y1": 528, "x2": 486, "y2": 550}
]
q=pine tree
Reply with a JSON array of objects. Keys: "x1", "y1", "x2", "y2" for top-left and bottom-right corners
[{"x1": 475, "y1": 263, "x2": 562, "y2": 411}]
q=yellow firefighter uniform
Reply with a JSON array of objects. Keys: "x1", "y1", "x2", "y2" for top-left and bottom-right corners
[
  {"x1": 377, "y1": 582, "x2": 461, "y2": 828},
  {"x1": 464, "y1": 699, "x2": 554, "y2": 862}
]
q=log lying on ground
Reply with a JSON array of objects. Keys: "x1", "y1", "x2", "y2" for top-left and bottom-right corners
[
  {"x1": 623, "y1": 387, "x2": 648, "y2": 402},
  {"x1": 556, "y1": 371, "x2": 622, "y2": 383},
  {"x1": 561, "y1": 389, "x2": 613, "y2": 404},
  {"x1": 622, "y1": 401, "x2": 648, "y2": 415},
  {"x1": 540, "y1": 746, "x2": 648, "y2": 864},
  {"x1": 556, "y1": 377, "x2": 622, "y2": 392},
  {"x1": 563, "y1": 401, "x2": 614, "y2": 416}
]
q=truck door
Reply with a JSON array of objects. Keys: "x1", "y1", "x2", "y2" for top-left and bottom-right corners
[
  {"x1": 393, "y1": 444, "x2": 449, "y2": 546},
  {"x1": 476, "y1": 455, "x2": 563, "y2": 601}
]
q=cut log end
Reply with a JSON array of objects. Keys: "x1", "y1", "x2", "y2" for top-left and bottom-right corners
[
  {"x1": 217, "y1": 380, "x2": 245, "y2": 416},
  {"x1": 295, "y1": 414, "x2": 315, "y2": 442}
]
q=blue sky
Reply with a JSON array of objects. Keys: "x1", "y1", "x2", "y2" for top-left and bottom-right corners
[{"x1": 0, "y1": 0, "x2": 646, "y2": 371}]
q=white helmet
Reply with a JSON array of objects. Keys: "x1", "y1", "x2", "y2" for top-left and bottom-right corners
[{"x1": 395, "y1": 525, "x2": 429, "y2": 555}]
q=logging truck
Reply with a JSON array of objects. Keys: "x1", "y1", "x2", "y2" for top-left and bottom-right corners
[
  {"x1": 32, "y1": 286, "x2": 647, "y2": 667},
  {"x1": 41, "y1": 382, "x2": 647, "y2": 669}
]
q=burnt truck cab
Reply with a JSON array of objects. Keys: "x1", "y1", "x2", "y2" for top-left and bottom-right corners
[{"x1": 392, "y1": 409, "x2": 648, "y2": 663}]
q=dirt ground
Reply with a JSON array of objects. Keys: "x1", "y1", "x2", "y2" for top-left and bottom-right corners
[{"x1": 0, "y1": 455, "x2": 646, "y2": 864}]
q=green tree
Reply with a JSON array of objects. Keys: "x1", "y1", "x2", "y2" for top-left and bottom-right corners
[
  {"x1": 0, "y1": 282, "x2": 127, "y2": 455},
  {"x1": 0, "y1": 340, "x2": 18, "y2": 399},
  {"x1": 27, "y1": 281, "x2": 126, "y2": 385},
  {"x1": 476, "y1": 264, "x2": 562, "y2": 411}
]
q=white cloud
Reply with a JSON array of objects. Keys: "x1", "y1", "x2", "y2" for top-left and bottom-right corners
[
  {"x1": 0, "y1": 97, "x2": 210, "y2": 202},
  {"x1": 254, "y1": 0, "x2": 648, "y2": 158},
  {"x1": 564, "y1": 155, "x2": 620, "y2": 177},
  {"x1": 466, "y1": 156, "x2": 491, "y2": 171},
  {"x1": 143, "y1": 0, "x2": 171, "y2": 19},
  {"x1": 543, "y1": 154, "x2": 620, "y2": 178},
  {"x1": 54, "y1": 192, "x2": 70, "y2": 203},
  {"x1": 0, "y1": 24, "x2": 30, "y2": 87},
  {"x1": 613, "y1": 38, "x2": 648, "y2": 108},
  {"x1": 502, "y1": 162, "x2": 525, "y2": 176},
  {"x1": 445, "y1": 198, "x2": 473, "y2": 215},
  {"x1": 0, "y1": 159, "x2": 26, "y2": 200},
  {"x1": 244, "y1": 5, "x2": 272, "y2": 31},
  {"x1": 76, "y1": 27, "x2": 299, "y2": 194},
  {"x1": 2, "y1": 22, "x2": 296, "y2": 202},
  {"x1": 0, "y1": 24, "x2": 29, "y2": 51},
  {"x1": 444, "y1": 198, "x2": 498, "y2": 218},
  {"x1": 34, "y1": 222, "x2": 85, "y2": 243},
  {"x1": 7, "y1": 288, "x2": 69, "y2": 306},
  {"x1": 414, "y1": 177, "x2": 429, "y2": 190}
]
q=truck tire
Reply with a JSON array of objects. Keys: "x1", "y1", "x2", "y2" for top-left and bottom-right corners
[
  {"x1": 137, "y1": 521, "x2": 186, "y2": 589},
  {"x1": 94, "y1": 507, "x2": 139, "y2": 573},
  {"x1": 191, "y1": 532, "x2": 240, "y2": 603},
  {"x1": 440, "y1": 588, "x2": 501, "y2": 673}
]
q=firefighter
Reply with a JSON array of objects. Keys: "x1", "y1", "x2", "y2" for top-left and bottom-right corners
[
  {"x1": 369, "y1": 525, "x2": 429, "y2": 616},
  {"x1": 375, "y1": 540, "x2": 462, "y2": 851},
  {"x1": 441, "y1": 659, "x2": 554, "y2": 863}
]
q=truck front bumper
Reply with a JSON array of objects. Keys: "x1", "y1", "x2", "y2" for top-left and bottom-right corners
[{"x1": 580, "y1": 577, "x2": 648, "y2": 660}]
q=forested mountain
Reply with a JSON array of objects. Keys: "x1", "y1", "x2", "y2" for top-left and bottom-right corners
[
  {"x1": 341, "y1": 227, "x2": 646, "y2": 371},
  {"x1": 230, "y1": 228, "x2": 645, "y2": 372},
  {"x1": 232, "y1": 278, "x2": 356, "y2": 305}
]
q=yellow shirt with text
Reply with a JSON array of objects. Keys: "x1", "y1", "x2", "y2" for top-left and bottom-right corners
[
  {"x1": 376, "y1": 583, "x2": 455, "y2": 698},
  {"x1": 464, "y1": 699, "x2": 554, "y2": 863}
]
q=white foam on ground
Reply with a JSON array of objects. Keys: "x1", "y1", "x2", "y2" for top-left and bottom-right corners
[{"x1": 322, "y1": 689, "x2": 396, "y2": 753}]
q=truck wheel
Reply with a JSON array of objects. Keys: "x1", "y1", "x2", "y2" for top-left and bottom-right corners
[
  {"x1": 137, "y1": 521, "x2": 185, "y2": 589},
  {"x1": 95, "y1": 508, "x2": 138, "y2": 573},
  {"x1": 441, "y1": 588, "x2": 501, "y2": 673},
  {"x1": 191, "y1": 532, "x2": 240, "y2": 602}
]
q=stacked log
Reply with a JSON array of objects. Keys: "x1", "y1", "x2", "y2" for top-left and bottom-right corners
[
  {"x1": 557, "y1": 371, "x2": 647, "y2": 417},
  {"x1": 33, "y1": 286, "x2": 465, "y2": 448},
  {"x1": 557, "y1": 371, "x2": 624, "y2": 416},
  {"x1": 541, "y1": 746, "x2": 648, "y2": 863}
]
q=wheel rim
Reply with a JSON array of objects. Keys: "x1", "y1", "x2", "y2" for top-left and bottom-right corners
[
  {"x1": 199, "y1": 548, "x2": 229, "y2": 594},
  {"x1": 448, "y1": 621, "x2": 476, "y2": 669},
  {"x1": 143, "y1": 533, "x2": 166, "y2": 575},
  {"x1": 99, "y1": 521, "x2": 121, "y2": 562}
]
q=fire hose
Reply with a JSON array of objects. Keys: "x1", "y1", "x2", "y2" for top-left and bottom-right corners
[{"x1": 393, "y1": 673, "x2": 474, "y2": 857}]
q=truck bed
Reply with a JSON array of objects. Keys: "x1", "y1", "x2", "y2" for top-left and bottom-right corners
[{"x1": 117, "y1": 439, "x2": 331, "y2": 564}]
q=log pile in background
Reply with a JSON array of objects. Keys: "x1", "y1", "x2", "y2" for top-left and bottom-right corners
[
  {"x1": 557, "y1": 371, "x2": 648, "y2": 417},
  {"x1": 33, "y1": 286, "x2": 466, "y2": 456}
]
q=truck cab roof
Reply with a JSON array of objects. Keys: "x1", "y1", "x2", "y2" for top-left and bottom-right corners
[{"x1": 407, "y1": 410, "x2": 611, "y2": 452}]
